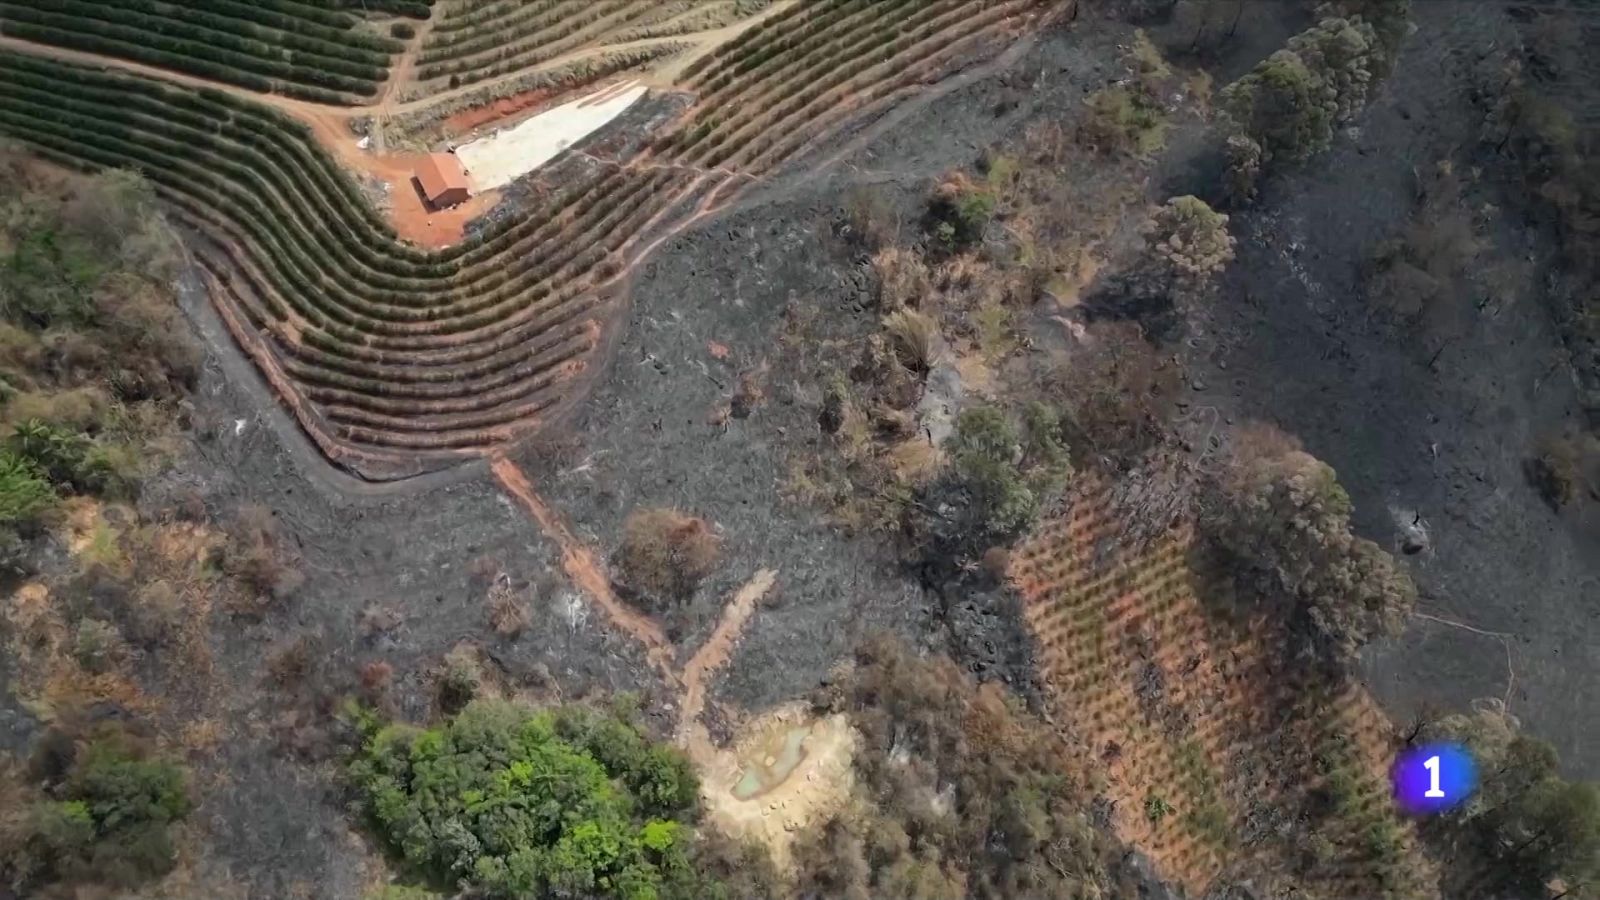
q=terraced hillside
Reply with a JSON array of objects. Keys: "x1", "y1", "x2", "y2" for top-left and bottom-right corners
[
  {"x1": 0, "y1": 0, "x2": 410, "y2": 103},
  {"x1": 413, "y1": 0, "x2": 768, "y2": 99},
  {"x1": 0, "y1": 0, "x2": 1048, "y2": 479},
  {"x1": 1011, "y1": 478, "x2": 1438, "y2": 899}
]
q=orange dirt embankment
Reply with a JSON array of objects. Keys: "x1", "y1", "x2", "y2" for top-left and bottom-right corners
[
  {"x1": 445, "y1": 85, "x2": 568, "y2": 134},
  {"x1": 489, "y1": 457, "x2": 674, "y2": 671}
]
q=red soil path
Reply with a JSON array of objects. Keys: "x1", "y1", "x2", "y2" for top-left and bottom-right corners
[{"x1": 489, "y1": 456, "x2": 674, "y2": 671}]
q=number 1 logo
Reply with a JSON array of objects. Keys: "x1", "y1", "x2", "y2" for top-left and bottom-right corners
[{"x1": 1423, "y1": 754, "x2": 1445, "y2": 798}]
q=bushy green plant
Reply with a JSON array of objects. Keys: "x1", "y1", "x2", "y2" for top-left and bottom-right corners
[
  {"x1": 4, "y1": 730, "x2": 191, "y2": 891},
  {"x1": 350, "y1": 700, "x2": 708, "y2": 899},
  {"x1": 947, "y1": 406, "x2": 1037, "y2": 539},
  {"x1": 927, "y1": 175, "x2": 997, "y2": 248},
  {"x1": 939, "y1": 404, "x2": 1074, "y2": 544},
  {"x1": 0, "y1": 452, "x2": 56, "y2": 528}
]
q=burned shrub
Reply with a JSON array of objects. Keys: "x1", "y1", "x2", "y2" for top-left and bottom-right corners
[
  {"x1": 1526, "y1": 435, "x2": 1592, "y2": 509},
  {"x1": 218, "y1": 506, "x2": 304, "y2": 614},
  {"x1": 615, "y1": 508, "x2": 721, "y2": 607},
  {"x1": 926, "y1": 173, "x2": 997, "y2": 250}
]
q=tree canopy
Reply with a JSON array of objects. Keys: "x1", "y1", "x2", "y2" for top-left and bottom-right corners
[
  {"x1": 1201, "y1": 427, "x2": 1414, "y2": 661},
  {"x1": 350, "y1": 700, "x2": 710, "y2": 900}
]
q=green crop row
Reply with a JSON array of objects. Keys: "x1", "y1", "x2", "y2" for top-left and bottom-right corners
[
  {"x1": 421, "y1": 0, "x2": 564, "y2": 55},
  {"x1": 415, "y1": 0, "x2": 634, "y2": 82},
  {"x1": 324, "y1": 0, "x2": 433, "y2": 20},
  {"x1": 3, "y1": 1, "x2": 388, "y2": 84},
  {"x1": 80, "y1": 0, "x2": 395, "y2": 68},
  {"x1": 0, "y1": 10, "x2": 380, "y2": 98}
]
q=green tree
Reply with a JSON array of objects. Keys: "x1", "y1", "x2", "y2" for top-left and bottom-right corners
[
  {"x1": 1202, "y1": 427, "x2": 1415, "y2": 660},
  {"x1": 1221, "y1": 50, "x2": 1333, "y2": 164},
  {"x1": 1426, "y1": 704, "x2": 1600, "y2": 895},
  {"x1": 350, "y1": 699, "x2": 713, "y2": 899},
  {"x1": 1286, "y1": 17, "x2": 1382, "y2": 124},
  {"x1": 1142, "y1": 196, "x2": 1236, "y2": 297}
]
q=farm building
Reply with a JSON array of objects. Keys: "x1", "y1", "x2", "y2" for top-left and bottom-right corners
[{"x1": 414, "y1": 153, "x2": 471, "y2": 208}]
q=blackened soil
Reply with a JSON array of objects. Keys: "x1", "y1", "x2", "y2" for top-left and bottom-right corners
[{"x1": 1189, "y1": 3, "x2": 1600, "y2": 776}]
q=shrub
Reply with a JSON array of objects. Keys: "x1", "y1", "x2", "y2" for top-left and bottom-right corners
[
  {"x1": 1080, "y1": 85, "x2": 1167, "y2": 156},
  {"x1": 389, "y1": 22, "x2": 417, "y2": 40},
  {"x1": 436, "y1": 643, "x2": 483, "y2": 713},
  {"x1": 2, "y1": 728, "x2": 191, "y2": 891},
  {"x1": 1366, "y1": 161, "x2": 1481, "y2": 322},
  {"x1": 882, "y1": 309, "x2": 938, "y2": 373},
  {"x1": 926, "y1": 174, "x2": 996, "y2": 249},
  {"x1": 486, "y1": 578, "x2": 531, "y2": 637},
  {"x1": 1142, "y1": 196, "x2": 1236, "y2": 296},
  {"x1": 1145, "y1": 792, "x2": 1173, "y2": 824},
  {"x1": 220, "y1": 505, "x2": 304, "y2": 610},
  {"x1": 71, "y1": 618, "x2": 125, "y2": 674},
  {"x1": 616, "y1": 508, "x2": 721, "y2": 605},
  {"x1": 1526, "y1": 435, "x2": 1589, "y2": 509},
  {"x1": 349, "y1": 699, "x2": 709, "y2": 899},
  {"x1": 938, "y1": 404, "x2": 1071, "y2": 544},
  {"x1": 1223, "y1": 133, "x2": 1263, "y2": 205},
  {"x1": 947, "y1": 406, "x2": 1037, "y2": 539},
  {"x1": 0, "y1": 452, "x2": 56, "y2": 529}
]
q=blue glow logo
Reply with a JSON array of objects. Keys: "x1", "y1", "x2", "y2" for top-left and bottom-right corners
[{"x1": 1391, "y1": 742, "x2": 1477, "y2": 815}]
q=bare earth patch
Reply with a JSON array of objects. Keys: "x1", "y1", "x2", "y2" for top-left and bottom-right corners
[{"x1": 692, "y1": 702, "x2": 857, "y2": 873}]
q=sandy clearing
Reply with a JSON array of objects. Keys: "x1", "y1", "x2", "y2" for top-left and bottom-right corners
[
  {"x1": 691, "y1": 703, "x2": 857, "y2": 873},
  {"x1": 457, "y1": 82, "x2": 648, "y2": 191}
]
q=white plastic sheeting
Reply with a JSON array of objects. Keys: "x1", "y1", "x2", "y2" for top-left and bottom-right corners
[{"x1": 455, "y1": 81, "x2": 648, "y2": 191}]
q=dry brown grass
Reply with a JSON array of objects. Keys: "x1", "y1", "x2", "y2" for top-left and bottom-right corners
[
  {"x1": 882, "y1": 309, "x2": 939, "y2": 373},
  {"x1": 219, "y1": 506, "x2": 304, "y2": 616},
  {"x1": 486, "y1": 573, "x2": 531, "y2": 638},
  {"x1": 870, "y1": 247, "x2": 931, "y2": 311},
  {"x1": 615, "y1": 508, "x2": 722, "y2": 606}
]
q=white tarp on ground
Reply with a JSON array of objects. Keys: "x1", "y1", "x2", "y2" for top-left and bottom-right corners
[{"x1": 456, "y1": 82, "x2": 649, "y2": 192}]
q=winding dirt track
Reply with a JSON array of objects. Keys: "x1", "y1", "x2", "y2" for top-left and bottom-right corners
[
  {"x1": 490, "y1": 454, "x2": 782, "y2": 764},
  {"x1": 489, "y1": 456, "x2": 674, "y2": 670},
  {"x1": 679, "y1": 568, "x2": 777, "y2": 744}
]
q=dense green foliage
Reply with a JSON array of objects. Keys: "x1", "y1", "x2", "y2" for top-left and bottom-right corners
[
  {"x1": 1, "y1": 728, "x2": 192, "y2": 892},
  {"x1": 0, "y1": 0, "x2": 401, "y2": 102},
  {"x1": 1422, "y1": 705, "x2": 1600, "y2": 897},
  {"x1": 939, "y1": 403, "x2": 1070, "y2": 543},
  {"x1": 795, "y1": 636, "x2": 1111, "y2": 898},
  {"x1": 351, "y1": 700, "x2": 720, "y2": 899}
]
